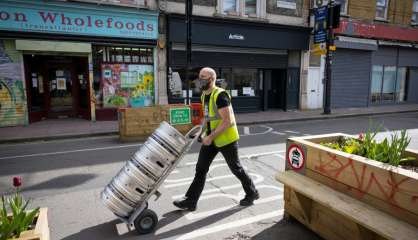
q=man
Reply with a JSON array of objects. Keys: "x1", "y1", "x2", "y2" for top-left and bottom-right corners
[{"x1": 173, "y1": 67, "x2": 259, "y2": 211}]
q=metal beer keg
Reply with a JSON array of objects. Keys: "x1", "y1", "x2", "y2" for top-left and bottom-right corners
[{"x1": 101, "y1": 184, "x2": 135, "y2": 217}]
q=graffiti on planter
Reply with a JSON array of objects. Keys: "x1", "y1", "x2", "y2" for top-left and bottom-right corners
[
  {"x1": 315, "y1": 152, "x2": 418, "y2": 209},
  {"x1": 0, "y1": 40, "x2": 26, "y2": 127}
]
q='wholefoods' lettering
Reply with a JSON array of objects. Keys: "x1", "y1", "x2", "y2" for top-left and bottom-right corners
[{"x1": 0, "y1": 10, "x2": 154, "y2": 32}]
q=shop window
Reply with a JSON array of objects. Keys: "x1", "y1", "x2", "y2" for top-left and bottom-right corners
[
  {"x1": 396, "y1": 67, "x2": 407, "y2": 102},
  {"x1": 382, "y1": 66, "x2": 396, "y2": 101},
  {"x1": 168, "y1": 67, "x2": 260, "y2": 99},
  {"x1": 92, "y1": 45, "x2": 155, "y2": 109},
  {"x1": 245, "y1": 0, "x2": 257, "y2": 15},
  {"x1": 371, "y1": 65, "x2": 408, "y2": 104},
  {"x1": 375, "y1": 0, "x2": 389, "y2": 20},
  {"x1": 412, "y1": 0, "x2": 418, "y2": 25}
]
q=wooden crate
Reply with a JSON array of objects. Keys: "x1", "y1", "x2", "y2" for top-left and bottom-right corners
[
  {"x1": 119, "y1": 105, "x2": 193, "y2": 142},
  {"x1": 15, "y1": 208, "x2": 50, "y2": 240},
  {"x1": 285, "y1": 133, "x2": 418, "y2": 227}
]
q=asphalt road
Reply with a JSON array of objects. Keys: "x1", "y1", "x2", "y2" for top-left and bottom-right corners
[{"x1": 0, "y1": 112, "x2": 417, "y2": 240}]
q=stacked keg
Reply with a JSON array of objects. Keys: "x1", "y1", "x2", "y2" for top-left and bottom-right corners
[{"x1": 101, "y1": 121, "x2": 189, "y2": 218}]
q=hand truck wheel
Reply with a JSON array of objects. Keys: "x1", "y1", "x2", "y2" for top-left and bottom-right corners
[{"x1": 133, "y1": 209, "x2": 158, "y2": 234}]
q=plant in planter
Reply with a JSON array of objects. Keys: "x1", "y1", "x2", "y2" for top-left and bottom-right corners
[
  {"x1": 321, "y1": 124, "x2": 416, "y2": 168},
  {"x1": 0, "y1": 177, "x2": 40, "y2": 240}
]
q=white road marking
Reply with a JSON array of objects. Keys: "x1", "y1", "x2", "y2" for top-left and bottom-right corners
[
  {"x1": 0, "y1": 144, "x2": 142, "y2": 160},
  {"x1": 239, "y1": 125, "x2": 273, "y2": 136},
  {"x1": 243, "y1": 126, "x2": 250, "y2": 135},
  {"x1": 272, "y1": 131, "x2": 286, "y2": 135},
  {"x1": 164, "y1": 173, "x2": 262, "y2": 188},
  {"x1": 174, "y1": 209, "x2": 284, "y2": 240},
  {"x1": 285, "y1": 130, "x2": 300, "y2": 134},
  {"x1": 275, "y1": 154, "x2": 285, "y2": 159},
  {"x1": 171, "y1": 176, "x2": 266, "y2": 199},
  {"x1": 185, "y1": 151, "x2": 285, "y2": 166},
  {"x1": 185, "y1": 195, "x2": 284, "y2": 220}
]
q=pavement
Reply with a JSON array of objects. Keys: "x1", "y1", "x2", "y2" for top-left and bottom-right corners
[{"x1": 0, "y1": 104, "x2": 417, "y2": 144}]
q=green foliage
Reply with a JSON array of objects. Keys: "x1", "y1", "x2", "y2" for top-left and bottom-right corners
[
  {"x1": 0, "y1": 191, "x2": 39, "y2": 240},
  {"x1": 320, "y1": 122, "x2": 415, "y2": 167}
]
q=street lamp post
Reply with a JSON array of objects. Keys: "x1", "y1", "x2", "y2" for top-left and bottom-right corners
[{"x1": 185, "y1": 0, "x2": 193, "y2": 105}]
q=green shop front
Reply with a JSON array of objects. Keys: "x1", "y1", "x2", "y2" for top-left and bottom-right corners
[{"x1": 0, "y1": 0, "x2": 158, "y2": 127}]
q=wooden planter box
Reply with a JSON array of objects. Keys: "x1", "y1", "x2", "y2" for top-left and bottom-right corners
[
  {"x1": 10, "y1": 208, "x2": 49, "y2": 240},
  {"x1": 285, "y1": 133, "x2": 418, "y2": 228},
  {"x1": 118, "y1": 105, "x2": 193, "y2": 142}
]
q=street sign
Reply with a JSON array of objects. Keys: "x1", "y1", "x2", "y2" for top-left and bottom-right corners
[
  {"x1": 313, "y1": 5, "x2": 328, "y2": 55},
  {"x1": 170, "y1": 107, "x2": 191, "y2": 125},
  {"x1": 314, "y1": 6, "x2": 328, "y2": 44}
]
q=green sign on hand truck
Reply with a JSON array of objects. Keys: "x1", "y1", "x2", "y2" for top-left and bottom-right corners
[{"x1": 170, "y1": 107, "x2": 191, "y2": 125}]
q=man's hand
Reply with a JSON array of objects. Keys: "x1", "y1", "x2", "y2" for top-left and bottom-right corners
[{"x1": 202, "y1": 135, "x2": 213, "y2": 146}]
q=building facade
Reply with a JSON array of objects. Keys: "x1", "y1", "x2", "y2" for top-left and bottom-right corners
[
  {"x1": 306, "y1": 0, "x2": 418, "y2": 110},
  {"x1": 161, "y1": 0, "x2": 312, "y2": 112},
  {"x1": 0, "y1": 0, "x2": 160, "y2": 126}
]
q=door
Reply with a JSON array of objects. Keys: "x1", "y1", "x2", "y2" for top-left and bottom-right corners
[
  {"x1": 47, "y1": 66, "x2": 75, "y2": 118},
  {"x1": 265, "y1": 69, "x2": 286, "y2": 110},
  {"x1": 74, "y1": 57, "x2": 90, "y2": 119},
  {"x1": 286, "y1": 68, "x2": 300, "y2": 110},
  {"x1": 307, "y1": 67, "x2": 323, "y2": 109},
  {"x1": 24, "y1": 55, "x2": 47, "y2": 123}
]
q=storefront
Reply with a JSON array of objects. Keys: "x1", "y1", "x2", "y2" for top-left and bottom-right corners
[
  {"x1": 0, "y1": 0, "x2": 158, "y2": 127},
  {"x1": 329, "y1": 20, "x2": 418, "y2": 108},
  {"x1": 166, "y1": 15, "x2": 310, "y2": 113}
]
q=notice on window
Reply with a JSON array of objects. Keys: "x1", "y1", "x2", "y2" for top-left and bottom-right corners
[
  {"x1": 231, "y1": 90, "x2": 238, "y2": 97},
  {"x1": 243, "y1": 87, "x2": 252, "y2": 96},
  {"x1": 38, "y1": 76, "x2": 44, "y2": 94},
  {"x1": 277, "y1": 0, "x2": 297, "y2": 10},
  {"x1": 56, "y1": 70, "x2": 64, "y2": 77},
  {"x1": 32, "y1": 78, "x2": 38, "y2": 88},
  {"x1": 57, "y1": 77, "x2": 67, "y2": 90}
]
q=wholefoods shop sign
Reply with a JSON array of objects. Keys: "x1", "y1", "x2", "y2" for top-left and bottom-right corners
[{"x1": 0, "y1": 1, "x2": 158, "y2": 39}]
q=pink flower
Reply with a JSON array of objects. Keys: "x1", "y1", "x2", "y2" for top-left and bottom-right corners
[
  {"x1": 358, "y1": 133, "x2": 365, "y2": 140},
  {"x1": 13, "y1": 176, "x2": 22, "y2": 188}
]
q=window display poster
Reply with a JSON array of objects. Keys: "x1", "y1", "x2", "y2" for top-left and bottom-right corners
[
  {"x1": 243, "y1": 87, "x2": 252, "y2": 95},
  {"x1": 231, "y1": 89, "x2": 238, "y2": 97},
  {"x1": 57, "y1": 77, "x2": 66, "y2": 90},
  {"x1": 101, "y1": 64, "x2": 154, "y2": 108},
  {"x1": 38, "y1": 76, "x2": 44, "y2": 94}
]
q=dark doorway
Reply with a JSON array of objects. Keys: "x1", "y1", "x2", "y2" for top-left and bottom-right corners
[
  {"x1": 264, "y1": 69, "x2": 286, "y2": 110},
  {"x1": 24, "y1": 55, "x2": 90, "y2": 123}
]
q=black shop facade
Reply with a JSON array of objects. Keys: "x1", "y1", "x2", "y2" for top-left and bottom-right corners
[{"x1": 166, "y1": 15, "x2": 310, "y2": 113}]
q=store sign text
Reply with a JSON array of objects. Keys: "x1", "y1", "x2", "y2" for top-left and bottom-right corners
[
  {"x1": 0, "y1": 3, "x2": 158, "y2": 39},
  {"x1": 228, "y1": 34, "x2": 245, "y2": 40}
]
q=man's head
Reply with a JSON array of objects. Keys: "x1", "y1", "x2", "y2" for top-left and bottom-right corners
[{"x1": 199, "y1": 67, "x2": 217, "y2": 92}]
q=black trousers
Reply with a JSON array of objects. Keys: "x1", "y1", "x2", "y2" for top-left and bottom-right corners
[{"x1": 185, "y1": 141, "x2": 257, "y2": 203}]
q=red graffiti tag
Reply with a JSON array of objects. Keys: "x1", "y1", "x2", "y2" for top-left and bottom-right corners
[{"x1": 314, "y1": 152, "x2": 418, "y2": 208}]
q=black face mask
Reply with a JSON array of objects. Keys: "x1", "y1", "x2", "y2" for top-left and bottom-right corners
[{"x1": 199, "y1": 78, "x2": 211, "y2": 91}]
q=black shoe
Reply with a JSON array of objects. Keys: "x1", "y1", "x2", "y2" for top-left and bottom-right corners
[
  {"x1": 173, "y1": 198, "x2": 197, "y2": 211},
  {"x1": 240, "y1": 191, "x2": 260, "y2": 206}
]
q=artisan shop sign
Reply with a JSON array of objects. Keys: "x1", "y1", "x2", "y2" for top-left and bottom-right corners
[
  {"x1": 0, "y1": 1, "x2": 158, "y2": 39},
  {"x1": 170, "y1": 108, "x2": 191, "y2": 125}
]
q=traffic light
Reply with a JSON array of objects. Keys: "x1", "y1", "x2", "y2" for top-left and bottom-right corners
[{"x1": 327, "y1": 4, "x2": 341, "y2": 29}]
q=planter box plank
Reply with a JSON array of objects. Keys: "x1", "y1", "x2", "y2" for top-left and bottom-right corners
[
  {"x1": 287, "y1": 133, "x2": 418, "y2": 227},
  {"x1": 277, "y1": 171, "x2": 418, "y2": 240},
  {"x1": 12, "y1": 208, "x2": 49, "y2": 240}
]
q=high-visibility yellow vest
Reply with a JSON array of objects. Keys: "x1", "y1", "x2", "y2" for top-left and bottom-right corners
[{"x1": 201, "y1": 87, "x2": 240, "y2": 147}]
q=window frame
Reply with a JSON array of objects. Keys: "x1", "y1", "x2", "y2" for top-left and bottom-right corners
[
  {"x1": 218, "y1": 0, "x2": 264, "y2": 18},
  {"x1": 375, "y1": 0, "x2": 389, "y2": 21},
  {"x1": 412, "y1": 0, "x2": 418, "y2": 25},
  {"x1": 336, "y1": 0, "x2": 348, "y2": 15},
  {"x1": 370, "y1": 65, "x2": 408, "y2": 104}
]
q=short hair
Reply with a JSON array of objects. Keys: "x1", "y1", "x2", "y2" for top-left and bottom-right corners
[{"x1": 201, "y1": 67, "x2": 217, "y2": 80}]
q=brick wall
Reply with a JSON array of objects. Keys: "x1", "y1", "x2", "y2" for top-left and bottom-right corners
[{"x1": 348, "y1": 0, "x2": 415, "y2": 26}]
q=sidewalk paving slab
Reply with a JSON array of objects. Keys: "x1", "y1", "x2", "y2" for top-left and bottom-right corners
[{"x1": 0, "y1": 104, "x2": 417, "y2": 144}]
